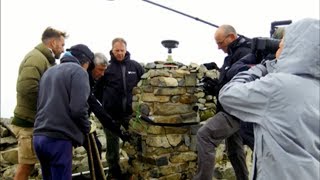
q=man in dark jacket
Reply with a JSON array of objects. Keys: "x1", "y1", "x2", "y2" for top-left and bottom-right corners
[
  {"x1": 101, "y1": 37, "x2": 144, "y2": 179},
  {"x1": 87, "y1": 52, "x2": 131, "y2": 141},
  {"x1": 33, "y1": 44, "x2": 95, "y2": 180},
  {"x1": 194, "y1": 25, "x2": 253, "y2": 180}
]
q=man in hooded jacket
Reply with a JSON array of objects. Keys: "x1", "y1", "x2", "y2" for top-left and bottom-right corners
[
  {"x1": 219, "y1": 18, "x2": 320, "y2": 180},
  {"x1": 33, "y1": 44, "x2": 96, "y2": 179}
]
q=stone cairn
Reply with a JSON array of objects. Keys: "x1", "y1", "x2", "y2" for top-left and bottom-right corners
[{"x1": 122, "y1": 60, "x2": 219, "y2": 180}]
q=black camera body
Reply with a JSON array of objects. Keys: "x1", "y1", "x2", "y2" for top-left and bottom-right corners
[
  {"x1": 251, "y1": 37, "x2": 280, "y2": 62},
  {"x1": 250, "y1": 20, "x2": 291, "y2": 63}
]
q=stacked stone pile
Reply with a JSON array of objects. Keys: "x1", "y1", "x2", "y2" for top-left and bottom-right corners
[{"x1": 122, "y1": 61, "x2": 220, "y2": 179}]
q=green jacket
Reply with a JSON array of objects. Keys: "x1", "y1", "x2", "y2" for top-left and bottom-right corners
[{"x1": 12, "y1": 43, "x2": 56, "y2": 127}]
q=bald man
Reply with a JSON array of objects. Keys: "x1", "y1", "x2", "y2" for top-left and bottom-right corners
[{"x1": 194, "y1": 25, "x2": 253, "y2": 180}]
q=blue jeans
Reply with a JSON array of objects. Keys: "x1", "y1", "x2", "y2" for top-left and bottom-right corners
[{"x1": 33, "y1": 135, "x2": 73, "y2": 180}]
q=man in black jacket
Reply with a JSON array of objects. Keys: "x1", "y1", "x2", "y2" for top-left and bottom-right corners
[
  {"x1": 100, "y1": 38, "x2": 144, "y2": 180},
  {"x1": 194, "y1": 25, "x2": 253, "y2": 180},
  {"x1": 86, "y1": 52, "x2": 131, "y2": 141},
  {"x1": 81, "y1": 51, "x2": 131, "y2": 180}
]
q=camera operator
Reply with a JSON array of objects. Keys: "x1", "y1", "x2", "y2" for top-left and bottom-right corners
[
  {"x1": 219, "y1": 18, "x2": 319, "y2": 180},
  {"x1": 194, "y1": 24, "x2": 253, "y2": 180}
]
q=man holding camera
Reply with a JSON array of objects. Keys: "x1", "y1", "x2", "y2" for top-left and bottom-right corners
[
  {"x1": 194, "y1": 24, "x2": 253, "y2": 180},
  {"x1": 219, "y1": 18, "x2": 319, "y2": 180}
]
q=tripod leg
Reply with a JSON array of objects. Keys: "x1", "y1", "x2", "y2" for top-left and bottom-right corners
[
  {"x1": 89, "y1": 133, "x2": 107, "y2": 180},
  {"x1": 86, "y1": 134, "x2": 96, "y2": 180}
]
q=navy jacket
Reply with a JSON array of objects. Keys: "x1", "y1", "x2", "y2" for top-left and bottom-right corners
[
  {"x1": 101, "y1": 51, "x2": 144, "y2": 119},
  {"x1": 218, "y1": 36, "x2": 252, "y2": 89},
  {"x1": 217, "y1": 36, "x2": 254, "y2": 149},
  {"x1": 34, "y1": 53, "x2": 90, "y2": 146}
]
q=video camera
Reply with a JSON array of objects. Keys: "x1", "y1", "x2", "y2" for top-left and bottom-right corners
[
  {"x1": 251, "y1": 37, "x2": 280, "y2": 62},
  {"x1": 251, "y1": 20, "x2": 292, "y2": 62}
]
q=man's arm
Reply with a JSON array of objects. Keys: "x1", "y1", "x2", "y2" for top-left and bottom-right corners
[
  {"x1": 226, "y1": 53, "x2": 260, "y2": 80},
  {"x1": 16, "y1": 57, "x2": 47, "y2": 99},
  {"x1": 137, "y1": 62, "x2": 145, "y2": 80},
  {"x1": 87, "y1": 94, "x2": 123, "y2": 136},
  {"x1": 219, "y1": 65, "x2": 276, "y2": 124},
  {"x1": 70, "y1": 70, "x2": 91, "y2": 134}
]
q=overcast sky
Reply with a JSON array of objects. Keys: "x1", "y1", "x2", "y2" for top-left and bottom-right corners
[{"x1": 1, "y1": 0, "x2": 319, "y2": 118}]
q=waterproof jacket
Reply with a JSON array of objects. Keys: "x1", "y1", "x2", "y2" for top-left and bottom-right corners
[
  {"x1": 101, "y1": 51, "x2": 144, "y2": 119},
  {"x1": 33, "y1": 53, "x2": 91, "y2": 146},
  {"x1": 216, "y1": 36, "x2": 252, "y2": 111},
  {"x1": 212, "y1": 36, "x2": 255, "y2": 148},
  {"x1": 219, "y1": 18, "x2": 320, "y2": 180},
  {"x1": 219, "y1": 36, "x2": 252, "y2": 87},
  {"x1": 12, "y1": 43, "x2": 56, "y2": 127}
]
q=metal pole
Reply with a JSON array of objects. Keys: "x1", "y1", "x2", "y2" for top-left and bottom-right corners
[{"x1": 142, "y1": 0, "x2": 219, "y2": 28}]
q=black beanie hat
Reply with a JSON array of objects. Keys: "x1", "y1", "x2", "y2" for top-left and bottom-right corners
[{"x1": 66, "y1": 44, "x2": 94, "y2": 64}]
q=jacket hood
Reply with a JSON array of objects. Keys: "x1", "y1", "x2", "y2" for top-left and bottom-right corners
[
  {"x1": 66, "y1": 44, "x2": 94, "y2": 63},
  {"x1": 60, "y1": 52, "x2": 81, "y2": 64},
  {"x1": 109, "y1": 50, "x2": 131, "y2": 63},
  {"x1": 275, "y1": 18, "x2": 320, "y2": 80}
]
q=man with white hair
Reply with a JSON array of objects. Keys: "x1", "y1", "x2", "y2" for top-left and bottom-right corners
[
  {"x1": 84, "y1": 52, "x2": 132, "y2": 179},
  {"x1": 87, "y1": 52, "x2": 131, "y2": 140}
]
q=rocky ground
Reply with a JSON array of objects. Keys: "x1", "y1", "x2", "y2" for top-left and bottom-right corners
[{"x1": 1, "y1": 116, "x2": 252, "y2": 180}]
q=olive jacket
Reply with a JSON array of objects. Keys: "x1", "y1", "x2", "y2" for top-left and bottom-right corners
[{"x1": 12, "y1": 43, "x2": 56, "y2": 127}]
